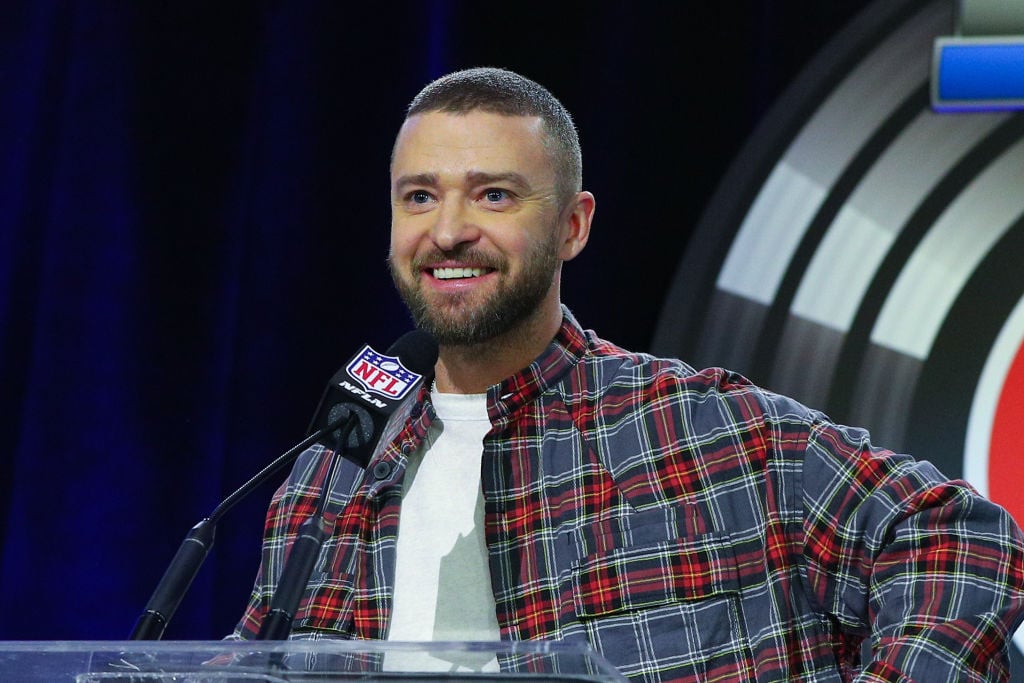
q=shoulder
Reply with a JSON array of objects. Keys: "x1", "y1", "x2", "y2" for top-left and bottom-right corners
[
  {"x1": 562, "y1": 332, "x2": 842, "y2": 466},
  {"x1": 578, "y1": 329, "x2": 806, "y2": 412}
]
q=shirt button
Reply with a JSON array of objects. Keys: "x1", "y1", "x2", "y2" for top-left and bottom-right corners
[{"x1": 372, "y1": 462, "x2": 391, "y2": 479}]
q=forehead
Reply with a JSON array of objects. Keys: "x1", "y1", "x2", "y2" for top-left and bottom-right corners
[{"x1": 391, "y1": 111, "x2": 554, "y2": 181}]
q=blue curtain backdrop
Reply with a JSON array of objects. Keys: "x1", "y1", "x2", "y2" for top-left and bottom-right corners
[{"x1": 0, "y1": 1, "x2": 867, "y2": 639}]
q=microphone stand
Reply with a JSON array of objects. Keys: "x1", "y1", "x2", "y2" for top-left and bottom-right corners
[
  {"x1": 129, "y1": 329, "x2": 436, "y2": 643},
  {"x1": 129, "y1": 414, "x2": 353, "y2": 640}
]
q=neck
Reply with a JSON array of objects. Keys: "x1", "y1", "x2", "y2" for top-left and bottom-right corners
[{"x1": 432, "y1": 303, "x2": 564, "y2": 394}]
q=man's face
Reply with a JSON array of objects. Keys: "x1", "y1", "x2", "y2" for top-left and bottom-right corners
[{"x1": 389, "y1": 110, "x2": 566, "y2": 346}]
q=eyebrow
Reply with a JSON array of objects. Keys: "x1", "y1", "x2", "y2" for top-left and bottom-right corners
[
  {"x1": 393, "y1": 172, "x2": 438, "y2": 192},
  {"x1": 466, "y1": 171, "x2": 532, "y2": 193},
  {"x1": 393, "y1": 171, "x2": 534, "y2": 194}
]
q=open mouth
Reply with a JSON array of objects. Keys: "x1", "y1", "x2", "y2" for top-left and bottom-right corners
[{"x1": 432, "y1": 267, "x2": 492, "y2": 280}]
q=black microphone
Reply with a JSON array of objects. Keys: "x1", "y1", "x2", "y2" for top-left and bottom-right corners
[
  {"x1": 129, "y1": 329, "x2": 437, "y2": 641},
  {"x1": 257, "y1": 329, "x2": 437, "y2": 640},
  {"x1": 304, "y1": 329, "x2": 438, "y2": 468}
]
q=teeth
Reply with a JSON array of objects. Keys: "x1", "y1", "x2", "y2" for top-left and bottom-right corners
[{"x1": 434, "y1": 267, "x2": 485, "y2": 280}]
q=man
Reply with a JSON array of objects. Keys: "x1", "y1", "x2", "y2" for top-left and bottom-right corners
[{"x1": 235, "y1": 67, "x2": 1024, "y2": 681}]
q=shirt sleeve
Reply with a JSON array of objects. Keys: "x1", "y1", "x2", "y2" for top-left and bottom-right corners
[{"x1": 800, "y1": 417, "x2": 1024, "y2": 682}]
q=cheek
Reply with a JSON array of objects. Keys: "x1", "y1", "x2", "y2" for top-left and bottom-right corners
[
  {"x1": 389, "y1": 226, "x2": 417, "y2": 260},
  {"x1": 490, "y1": 216, "x2": 545, "y2": 249},
  {"x1": 511, "y1": 223, "x2": 558, "y2": 258}
]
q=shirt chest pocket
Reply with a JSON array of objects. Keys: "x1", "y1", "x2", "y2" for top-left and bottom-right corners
[
  {"x1": 571, "y1": 535, "x2": 740, "y2": 617},
  {"x1": 567, "y1": 509, "x2": 754, "y2": 680}
]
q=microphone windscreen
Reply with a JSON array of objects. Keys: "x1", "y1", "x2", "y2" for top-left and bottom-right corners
[{"x1": 386, "y1": 329, "x2": 438, "y2": 377}]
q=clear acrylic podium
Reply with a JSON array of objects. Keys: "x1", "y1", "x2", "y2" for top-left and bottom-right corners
[{"x1": 0, "y1": 640, "x2": 627, "y2": 682}]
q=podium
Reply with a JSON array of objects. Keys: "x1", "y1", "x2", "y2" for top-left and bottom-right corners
[{"x1": 0, "y1": 640, "x2": 626, "y2": 682}]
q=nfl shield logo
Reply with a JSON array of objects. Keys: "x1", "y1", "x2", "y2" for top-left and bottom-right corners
[{"x1": 345, "y1": 345, "x2": 422, "y2": 400}]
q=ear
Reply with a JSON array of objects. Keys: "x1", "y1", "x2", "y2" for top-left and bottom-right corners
[{"x1": 558, "y1": 191, "x2": 596, "y2": 262}]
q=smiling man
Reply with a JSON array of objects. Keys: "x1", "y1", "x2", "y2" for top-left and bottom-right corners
[
  {"x1": 388, "y1": 104, "x2": 593, "y2": 392},
  {"x1": 235, "y1": 68, "x2": 1024, "y2": 682}
]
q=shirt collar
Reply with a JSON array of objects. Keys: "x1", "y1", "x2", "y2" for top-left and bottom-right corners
[{"x1": 486, "y1": 305, "x2": 588, "y2": 424}]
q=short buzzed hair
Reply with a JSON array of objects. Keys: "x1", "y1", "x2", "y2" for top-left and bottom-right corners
[{"x1": 405, "y1": 67, "x2": 582, "y2": 208}]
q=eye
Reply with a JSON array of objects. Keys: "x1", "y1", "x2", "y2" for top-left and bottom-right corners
[
  {"x1": 410, "y1": 190, "x2": 432, "y2": 204},
  {"x1": 483, "y1": 188, "x2": 510, "y2": 203}
]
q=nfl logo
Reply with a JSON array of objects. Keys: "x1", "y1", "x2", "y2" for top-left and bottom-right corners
[{"x1": 345, "y1": 345, "x2": 422, "y2": 400}]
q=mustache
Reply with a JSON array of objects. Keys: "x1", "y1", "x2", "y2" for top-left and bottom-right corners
[{"x1": 410, "y1": 247, "x2": 507, "y2": 272}]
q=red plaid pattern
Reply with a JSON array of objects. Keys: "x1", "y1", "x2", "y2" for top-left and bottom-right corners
[{"x1": 235, "y1": 309, "x2": 1024, "y2": 682}]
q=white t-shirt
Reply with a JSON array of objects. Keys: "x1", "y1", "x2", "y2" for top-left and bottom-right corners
[{"x1": 387, "y1": 389, "x2": 500, "y2": 662}]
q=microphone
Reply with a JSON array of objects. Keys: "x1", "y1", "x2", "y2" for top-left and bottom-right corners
[
  {"x1": 305, "y1": 329, "x2": 438, "y2": 468},
  {"x1": 129, "y1": 329, "x2": 437, "y2": 641},
  {"x1": 257, "y1": 329, "x2": 438, "y2": 640}
]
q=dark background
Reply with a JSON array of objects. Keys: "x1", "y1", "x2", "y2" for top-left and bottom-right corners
[{"x1": 0, "y1": 1, "x2": 872, "y2": 639}]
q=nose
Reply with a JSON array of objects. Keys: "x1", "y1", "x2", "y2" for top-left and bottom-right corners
[{"x1": 430, "y1": 198, "x2": 480, "y2": 251}]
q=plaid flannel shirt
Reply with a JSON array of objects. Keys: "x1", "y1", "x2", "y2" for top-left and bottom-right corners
[{"x1": 235, "y1": 309, "x2": 1024, "y2": 682}]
